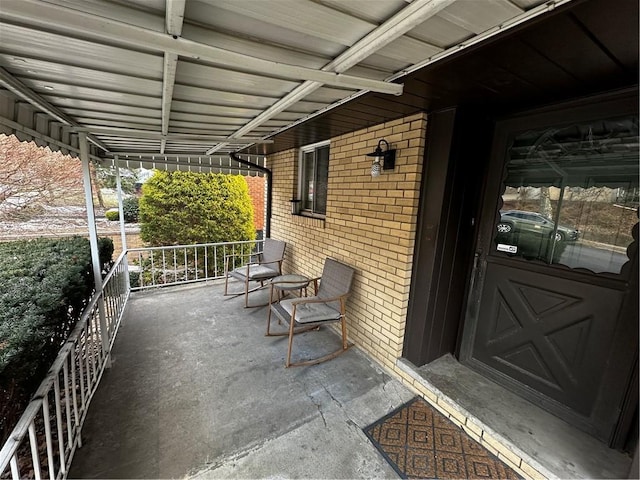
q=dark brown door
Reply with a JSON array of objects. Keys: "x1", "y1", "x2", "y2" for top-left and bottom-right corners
[{"x1": 461, "y1": 91, "x2": 638, "y2": 444}]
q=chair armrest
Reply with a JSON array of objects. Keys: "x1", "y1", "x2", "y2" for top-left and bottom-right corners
[
  {"x1": 251, "y1": 257, "x2": 283, "y2": 265},
  {"x1": 223, "y1": 252, "x2": 266, "y2": 274},
  {"x1": 307, "y1": 276, "x2": 321, "y2": 295},
  {"x1": 290, "y1": 294, "x2": 348, "y2": 306}
]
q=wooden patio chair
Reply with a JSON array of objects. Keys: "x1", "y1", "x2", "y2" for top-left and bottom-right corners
[
  {"x1": 267, "y1": 258, "x2": 355, "y2": 367},
  {"x1": 224, "y1": 238, "x2": 286, "y2": 308}
]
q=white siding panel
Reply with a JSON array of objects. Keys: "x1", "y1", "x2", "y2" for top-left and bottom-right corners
[
  {"x1": 183, "y1": 1, "x2": 347, "y2": 57},
  {"x1": 172, "y1": 85, "x2": 278, "y2": 109},
  {"x1": 438, "y1": 0, "x2": 524, "y2": 34},
  {"x1": 39, "y1": 86, "x2": 160, "y2": 109},
  {"x1": 203, "y1": 0, "x2": 374, "y2": 46},
  {"x1": 176, "y1": 61, "x2": 298, "y2": 95},
  {"x1": 375, "y1": 36, "x2": 443, "y2": 64},
  {"x1": 409, "y1": 14, "x2": 475, "y2": 48},
  {"x1": 0, "y1": 24, "x2": 162, "y2": 77}
]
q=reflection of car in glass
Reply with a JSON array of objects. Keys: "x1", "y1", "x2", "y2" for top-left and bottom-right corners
[{"x1": 497, "y1": 210, "x2": 579, "y2": 242}]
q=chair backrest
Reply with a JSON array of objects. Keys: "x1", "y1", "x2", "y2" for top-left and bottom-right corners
[
  {"x1": 317, "y1": 258, "x2": 355, "y2": 308},
  {"x1": 261, "y1": 239, "x2": 286, "y2": 272}
]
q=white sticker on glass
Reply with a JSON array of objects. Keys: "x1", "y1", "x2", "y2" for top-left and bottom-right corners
[{"x1": 497, "y1": 244, "x2": 518, "y2": 253}]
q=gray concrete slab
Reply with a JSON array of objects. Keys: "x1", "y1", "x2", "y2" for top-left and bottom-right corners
[{"x1": 69, "y1": 282, "x2": 415, "y2": 479}]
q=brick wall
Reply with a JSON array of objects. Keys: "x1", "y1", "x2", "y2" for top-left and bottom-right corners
[
  {"x1": 269, "y1": 112, "x2": 427, "y2": 369},
  {"x1": 245, "y1": 175, "x2": 266, "y2": 232}
]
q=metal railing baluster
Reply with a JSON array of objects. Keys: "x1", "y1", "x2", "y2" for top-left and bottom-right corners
[
  {"x1": 28, "y1": 421, "x2": 41, "y2": 480},
  {"x1": 54, "y1": 373, "x2": 66, "y2": 476},
  {"x1": 43, "y1": 396, "x2": 55, "y2": 480}
]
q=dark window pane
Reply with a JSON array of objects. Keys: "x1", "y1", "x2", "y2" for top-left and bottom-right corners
[
  {"x1": 299, "y1": 145, "x2": 329, "y2": 215},
  {"x1": 302, "y1": 151, "x2": 314, "y2": 211},
  {"x1": 315, "y1": 146, "x2": 329, "y2": 214}
]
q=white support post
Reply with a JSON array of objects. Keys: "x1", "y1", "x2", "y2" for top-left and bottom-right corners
[
  {"x1": 115, "y1": 158, "x2": 130, "y2": 288},
  {"x1": 80, "y1": 132, "x2": 111, "y2": 367}
]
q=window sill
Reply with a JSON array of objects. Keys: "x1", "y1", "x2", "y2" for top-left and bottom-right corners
[{"x1": 292, "y1": 213, "x2": 325, "y2": 229}]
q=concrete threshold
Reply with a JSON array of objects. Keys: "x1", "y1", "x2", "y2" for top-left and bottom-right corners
[{"x1": 397, "y1": 355, "x2": 633, "y2": 479}]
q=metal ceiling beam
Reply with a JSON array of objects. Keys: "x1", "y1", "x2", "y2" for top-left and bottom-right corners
[
  {"x1": 328, "y1": 0, "x2": 454, "y2": 73},
  {"x1": 0, "y1": 0, "x2": 402, "y2": 96},
  {"x1": 106, "y1": 153, "x2": 264, "y2": 160},
  {"x1": 161, "y1": 53, "x2": 178, "y2": 154},
  {"x1": 161, "y1": 0, "x2": 185, "y2": 154},
  {"x1": 71, "y1": 126, "x2": 273, "y2": 143},
  {"x1": 206, "y1": 0, "x2": 454, "y2": 154},
  {"x1": 0, "y1": 67, "x2": 109, "y2": 152},
  {"x1": 259, "y1": 0, "x2": 577, "y2": 146},
  {"x1": 166, "y1": 0, "x2": 186, "y2": 37}
]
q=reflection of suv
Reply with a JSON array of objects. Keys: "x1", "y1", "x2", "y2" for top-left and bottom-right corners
[{"x1": 497, "y1": 210, "x2": 579, "y2": 241}]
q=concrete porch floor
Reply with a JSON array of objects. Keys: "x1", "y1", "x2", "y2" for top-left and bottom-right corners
[
  {"x1": 68, "y1": 282, "x2": 416, "y2": 479},
  {"x1": 68, "y1": 280, "x2": 634, "y2": 479}
]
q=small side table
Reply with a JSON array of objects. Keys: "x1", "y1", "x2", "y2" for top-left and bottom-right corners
[
  {"x1": 267, "y1": 274, "x2": 311, "y2": 335},
  {"x1": 270, "y1": 274, "x2": 310, "y2": 300}
]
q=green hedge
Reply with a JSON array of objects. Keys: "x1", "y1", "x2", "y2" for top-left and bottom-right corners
[
  {"x1": 105, "y1": 197, "x2": 139, "y2": 223},
  {"x1": 122, "y1": 196, "x2": 139, "y2": 222},
  {"x1": 0, "y1": 236, "x2": 113, "y2": 443}
]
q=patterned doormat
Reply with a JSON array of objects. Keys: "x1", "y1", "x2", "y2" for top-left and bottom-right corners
[{"x1": 364, "y1": 397, "x2": 521, "y2": 479}]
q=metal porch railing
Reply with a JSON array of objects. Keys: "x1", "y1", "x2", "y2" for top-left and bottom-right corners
[{"x1": 0, "y1": 239, "x2": 261, "y2": 479}]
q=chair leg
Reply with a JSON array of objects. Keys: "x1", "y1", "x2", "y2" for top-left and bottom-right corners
[
  {"x1": 340, "y1": 306, "x2": 348, "y2": 350},
  {"x1": 266, "y1": 284, "x2": 275, "y2": 335},
  {"x1": 286, "y1": 311, "x2": 351, "y2": 368},
  {"x1": 285, "y1": 306, "x2": 297, "y2": 367},
  {"x1": 244, "y1": 276, "x2": 249, "y2": 308}
]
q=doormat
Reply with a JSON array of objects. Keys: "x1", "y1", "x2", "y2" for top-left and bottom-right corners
[{"x1": 363, "y1": 397, "x2": 521, "y2": 479}]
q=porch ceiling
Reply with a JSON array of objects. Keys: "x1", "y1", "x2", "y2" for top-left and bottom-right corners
[{"x1": 0, "y1": 0, "x2": 588, "y2": 172}]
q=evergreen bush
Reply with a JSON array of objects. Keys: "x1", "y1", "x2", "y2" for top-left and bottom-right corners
[
  {"x1": 139, "y1": 171, "x2": 255, "y2": 246},
  {"x1": 0, "y1": 236, "x2": 113, "y2": 443},
  {"x1": 104, "y1": 197, "x2": 139, "y2": 223},
  {"x1": 105, "y1": 208, "x2": 119, "y2": 221},
  {"x1": 122, "y1": 196, "x2": 139, "y2": 223}
]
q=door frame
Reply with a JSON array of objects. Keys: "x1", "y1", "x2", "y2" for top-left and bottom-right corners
[
  {"x1": 459, "y1": 87, "x2": 639, "y2": 445},
  {"x1": 403, "y1": 107, "x2": 492, "y2": 366}
]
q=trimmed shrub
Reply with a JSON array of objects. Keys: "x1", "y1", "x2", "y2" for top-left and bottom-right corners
[
  {"x1": 105, "y1": 208, "x2": 119, "y2": 221},
  {"x1": 104, "y1": 197, "x2": 139, "y2": 223},
  {"x1": 139, "y1": 171, "x2": 255, "y2": 246},
  {"x1": 122, "y1": 196, "x2": 139, "y2": 223},
  {"x1": 0, "y1": 236, "x2": 113, "y2": 443}
]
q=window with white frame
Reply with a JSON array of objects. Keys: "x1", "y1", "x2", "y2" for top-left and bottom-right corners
[{"x1": 299, "y1": 141, "x2": 329, "y2": 216}]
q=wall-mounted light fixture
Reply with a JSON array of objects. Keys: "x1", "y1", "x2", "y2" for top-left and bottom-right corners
[
  {"x1": 290, "y1": 198, "x2": 301, "y2": 215},
  {"x1": 366, "y1": 139, "x2": 396, "y2": 177}
]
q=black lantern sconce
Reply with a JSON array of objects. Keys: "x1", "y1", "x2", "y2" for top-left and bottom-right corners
[{"x1": 366, "y1": 139, "x2": 396, "y2": 177}]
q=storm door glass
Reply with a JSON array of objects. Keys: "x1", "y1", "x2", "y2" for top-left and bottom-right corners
[{"x1": 494, "y1": 114, "x2": 638, "y2": 274}]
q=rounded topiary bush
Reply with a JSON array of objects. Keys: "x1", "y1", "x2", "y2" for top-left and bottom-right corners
[
  {"x1": 105, "y1": 208, "x2": 119, "y2": 221},
  {"x1": 139, "y1": 171, "x2": 255, "y2": 246}
]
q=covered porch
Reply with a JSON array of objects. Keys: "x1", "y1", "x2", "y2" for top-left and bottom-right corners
[
  {"x1": 67, "y1": 280, "x2": 631, "y2": 479},
  {"x1": 0, "y1": 0, "x2": 637, "y2": 478}
]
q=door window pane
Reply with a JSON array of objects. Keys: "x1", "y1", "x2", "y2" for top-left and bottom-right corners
[{"x1": 494, "y1": 115, "x2": 639, "y2": 274}]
